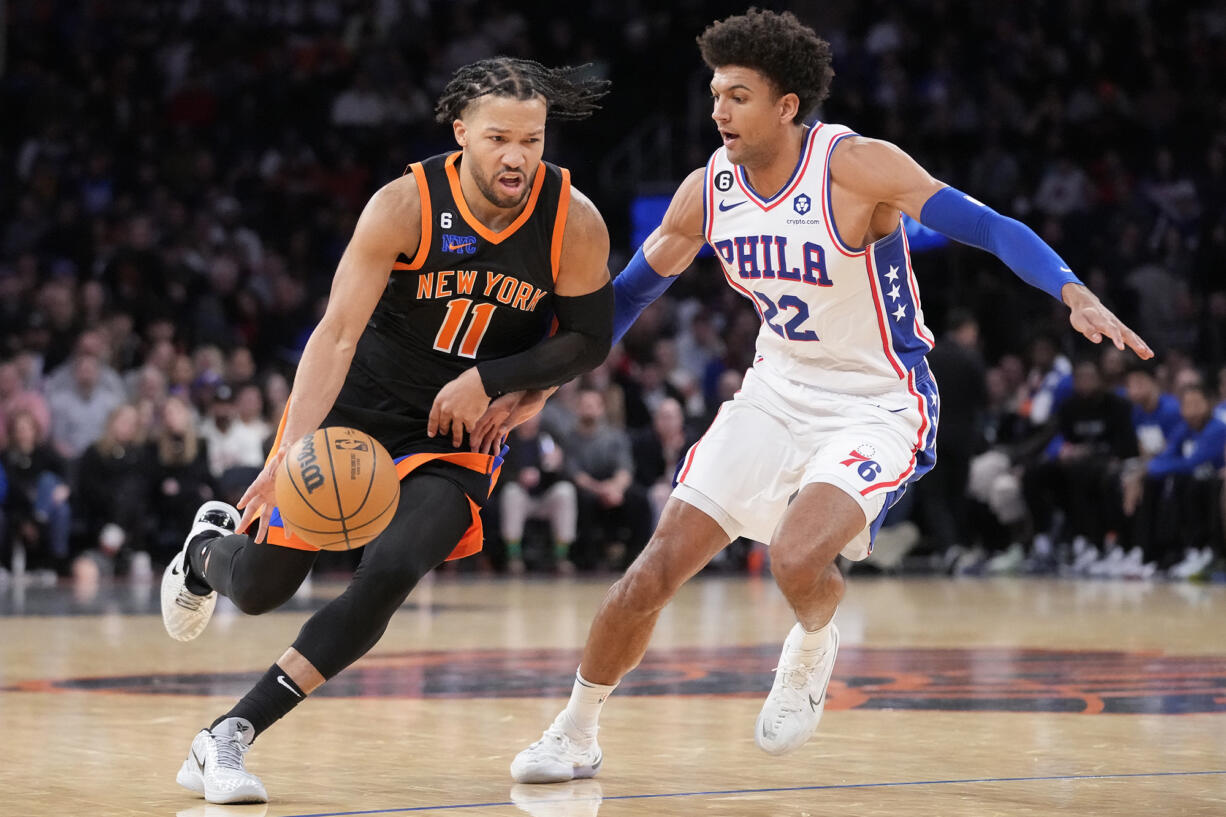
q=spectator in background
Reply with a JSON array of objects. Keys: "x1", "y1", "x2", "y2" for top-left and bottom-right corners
[
  {"x1": 915, "y1": 310, "x2": 987, "y2": 556},
  {"x1": 0, "y1": 358, "x2": 50, "y2": 446},
  {"x1": 621, "y1": 356, "x2": 685, "y2": 431},
  {"x1": 1019, "y1": 360, "x2": 1137, "y2": 574},
  {"x1": 262, "y1": 372, "x2": 291, "y2": 430},
  {"x1": 631, "y1": 397, "x2": 693, "y2": 525},
  {"x1": 1215, "y1": 365, "x2": 1226, "y2": 425},
  {"x1": 2, "y1": 409, "x2": 70, "y2": 575},
  {"x1": 43, "y1": 330, "x2": 126, "y2": 405},
  {"x1": 228, "y1": 347, "x2": 258, "y2": 386},
  {"x1": 234, "y1": 384, "x2": 270, "y2": 439},
  {"x1": 75, "y1": 403, "x2": 149, "y2": 577},
  {"x1": 567, "y1": 388, "x2": 652, "y2": 570},
  {"x1": 46, "y1": 353, "x2": 124, "y2": 459},
  {"x1": 199, "y1": 385, "x2": 266, "y2": 481},
  {"x1": 675, "y1": 310, "x2": 724, "y2": 382},
  {"x1": 498, "y1": 414, "x2": 577, "y2": 575},
  {"x1": 147, "y1": 396, "x2": 214, "y2": 564},
  {"x1": 1022, "y1": 334, "x2": 1072, "y2": 429},
  {"x1": 1121, "y1": 360, "x2": 1184, "y2": 518},
  {"x1": 1125, "y1": 361, "x2": 1182, "y2": 456},
  {"x1": 1137, "y1": 383, "x2": 1226, "y2": 579}
]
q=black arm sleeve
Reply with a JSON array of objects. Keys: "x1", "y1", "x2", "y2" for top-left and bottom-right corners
[{"x1": 476, "y1": 281, "x2": 613, "y2": 397}]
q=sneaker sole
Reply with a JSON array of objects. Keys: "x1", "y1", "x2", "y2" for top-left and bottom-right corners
[
  {"x1": 176, "y1": 759, "x2": 205, "y2": 796},
  {"x1": 511, "y1": 751, "x2": 602, "y2": 784},
  {"x1": 204, "y1": 786, "x2": 269, "y2": 805}
]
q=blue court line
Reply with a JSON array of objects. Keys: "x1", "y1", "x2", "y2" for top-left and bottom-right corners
[{"x1": 281, "y1": 769, "x2": 1226, "y2": 816}]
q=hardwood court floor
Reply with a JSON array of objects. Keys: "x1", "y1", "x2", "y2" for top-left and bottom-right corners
[{"x1": 2, "y1": 574, "x2": 1225, "y2": 816}]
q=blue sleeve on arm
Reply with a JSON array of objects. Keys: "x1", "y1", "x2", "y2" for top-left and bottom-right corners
[
  {"x1": 612, "y1": 246, "x2": 678, "y2": 344},
  {"x1": 919, "y1": 187, "x2": 1083, "y2": 301}
]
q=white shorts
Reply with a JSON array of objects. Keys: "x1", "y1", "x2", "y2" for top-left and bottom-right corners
[{"x1": 673, "y1": 361, "x2": 939, "y2": 559}]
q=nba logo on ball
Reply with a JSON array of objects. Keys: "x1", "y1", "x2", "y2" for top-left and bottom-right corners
[{"x1": 275, "y1": 427, "x2": 401, "y2": 551}]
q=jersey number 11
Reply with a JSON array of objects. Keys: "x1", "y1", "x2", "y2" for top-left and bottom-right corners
[{"x1": 433, "y1": 299, "x2": 496, "y2": 358}]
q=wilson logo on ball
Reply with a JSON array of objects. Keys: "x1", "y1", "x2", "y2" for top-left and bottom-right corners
[{"x1": 296, "y1": 433, "x2": 325, "y2": 493}]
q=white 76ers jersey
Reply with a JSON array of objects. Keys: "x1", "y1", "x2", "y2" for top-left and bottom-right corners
[{"x1": 703, "y1": 123, "x2": 934, "y2": 394}]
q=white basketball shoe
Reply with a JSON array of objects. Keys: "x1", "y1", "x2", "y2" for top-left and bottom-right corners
[
  {"x1": 755, "y1": 622, "x2": 840, "y2": 755},
  {"x1": 510, "y1": 712, "x2": 603, "y2": 784},
  {"x1": 161, "y1": 501, "x2": 240, "y2": 642},
  {"x1": 177, "y1": 717, "x2": 268, "y2": 804}
]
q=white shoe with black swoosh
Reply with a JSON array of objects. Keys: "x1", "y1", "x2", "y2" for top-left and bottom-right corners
[
  {"x1": 755, "y1": 622, "x2": 840, "y2": 756},
  {"x1": 177, "y1": 717, "x2": 268, "y2": 804},
  {"x1": 161, "y1": 501, "x2": 240, "y2": 642}
]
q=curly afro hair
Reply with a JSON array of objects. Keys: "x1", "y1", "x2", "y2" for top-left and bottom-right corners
[{"x1": 697, "y1": 8, "x2": 834, "y2": 123}]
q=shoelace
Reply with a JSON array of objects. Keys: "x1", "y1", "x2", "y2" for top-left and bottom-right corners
[
  {"x1": 213, "y1": 732, "x2": 250, "y2": 771},
  {"x1": 531, "y1": 724, "x2": 592, "y2": 756},
  {"x1": 175, "y1": 588, "x2": 206, "y2": 610},
  {"x1": 765, "y1": 655, "x2": 824, "y2": 719}
]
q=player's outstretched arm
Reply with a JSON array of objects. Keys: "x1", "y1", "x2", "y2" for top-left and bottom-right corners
[
  {"x1": 237, "y1": 178, "x2": 418, "y2": 541},
  {"x1": 833, "y1": 137, "x2": 1153, "y2": 361},
  {"x1": 431, "y1": 189, "x2": 613, "y2": 447},
  {"x1": 612, "y1": 167, "x2": 708, "y2": 343}
]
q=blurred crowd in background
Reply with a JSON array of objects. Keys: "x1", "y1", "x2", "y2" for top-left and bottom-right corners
[{"x1": 2, "y1": 0, "x2": 1226, "y2": 585}]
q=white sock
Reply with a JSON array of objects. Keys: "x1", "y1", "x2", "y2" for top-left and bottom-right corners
[
  {"x1": 786, "y1": 621, "x2": 830, "y2": 658},
  {"x1": 561, "y1": 670, "x2": 617, "y2": 737}
]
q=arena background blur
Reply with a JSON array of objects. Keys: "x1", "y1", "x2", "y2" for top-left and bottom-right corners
[{"x1": 2, "y1": 0, "x2": 1225, "y2": 587}]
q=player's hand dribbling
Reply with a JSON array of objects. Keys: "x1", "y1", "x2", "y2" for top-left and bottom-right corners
[
  {"x1": 429, "y1": 367, "x2": 492, "y2": 448},
  {"x1": 237, "y1": 447, "x2": 286, "y2": 544},
  {"x1": 470, "y1": 388, "x2": 553, "y2": 454},
  {"x1": 470, "y1": 392, "x2": 521, "y2": 454},
  {"x1": 1062, "y1": 284, "x2": 1153, "y2": 359}
]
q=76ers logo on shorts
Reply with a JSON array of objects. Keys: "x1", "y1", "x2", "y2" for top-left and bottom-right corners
[{"x1": 841, "y1": 444, "x2": 882, "y2": 482}]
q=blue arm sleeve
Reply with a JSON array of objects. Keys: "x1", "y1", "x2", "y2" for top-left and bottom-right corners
[
  {"x1": 919, "y1": 187, "x2": 1083, "y2": 301},
  {"x1": 612, "y1": 247, "x2": 678, "y2": 344}
]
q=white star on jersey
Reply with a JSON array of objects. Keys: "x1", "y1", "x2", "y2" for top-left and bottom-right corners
[
  {"x1": 885, "y1": 265, "x2": 900, "y2": 282},
  {"x1": 888, "y1": 284, "x2": 901, "y2": 301},
  {"x1": 892, "y1": 304, "x2": 908, "y2": 321}
]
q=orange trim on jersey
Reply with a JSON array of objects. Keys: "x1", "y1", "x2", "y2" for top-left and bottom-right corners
[
  {"x1": 549, "y1": 167, "x2": 572, "y2": 282},
  {"x1": 266, "y1": 448, "x2": 499, "y2": 560},
  {"x1": 405, "y1": 162, "x2": 433, "y2": 270},
  {"x1": 444, "y1": 152, "x2": 546, "y2": 244},
  {"x1": 265, "y1": 400, "x2": 290, "y2": 467}
]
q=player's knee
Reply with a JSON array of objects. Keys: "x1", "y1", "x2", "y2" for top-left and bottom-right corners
[
  {"x1": 229, "y1": 570, "x2": 305, "y2": 615},
  {"x1": 770, "y1": 541, "x2": 830, "y2": 588},
  {"x1": 231, "y1": 586, "x2": 290, "y2": 616},
  {"x1": 613, "y1": 559, "x2": 676, "y2": 614},
  {"x1": 363, "y1": 563, "x2": 425, "y2": 603}
]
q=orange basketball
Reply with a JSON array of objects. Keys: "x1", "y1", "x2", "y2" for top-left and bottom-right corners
[{"x1": 274, "y1": 426, "x2": 400, "y2": 551}]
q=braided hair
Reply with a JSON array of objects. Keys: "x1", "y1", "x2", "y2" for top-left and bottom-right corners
[{"x1": 434, "y1": 57, "x2": 610, "y2": 124}]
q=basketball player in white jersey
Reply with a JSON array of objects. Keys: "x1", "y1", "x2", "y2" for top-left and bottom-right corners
[{"x1": 511, "y1": 9, "x2": 1152, "y2": 783}]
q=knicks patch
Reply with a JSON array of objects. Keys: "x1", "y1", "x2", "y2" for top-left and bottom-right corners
[{"x1": 441, "y1": 233, "x2": 478, "y2": 255}]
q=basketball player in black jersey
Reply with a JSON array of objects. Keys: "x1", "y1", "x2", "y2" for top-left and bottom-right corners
[{"x1": 159, "y1": 59, "x2": 614, "y2": 805}]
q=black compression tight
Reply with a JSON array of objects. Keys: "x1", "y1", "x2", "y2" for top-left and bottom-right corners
[{"x1": 200, "y1": 472, "x2": 472, "y2": 679}]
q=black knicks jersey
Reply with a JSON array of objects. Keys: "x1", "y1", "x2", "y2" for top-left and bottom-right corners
[{"x1": 328, "y1": 151, "x2": 571, "y2": 457}]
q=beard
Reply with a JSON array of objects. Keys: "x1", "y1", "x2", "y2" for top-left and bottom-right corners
[{"x1": 472, "y1": 164, "x2": 535, "y2": 209}]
